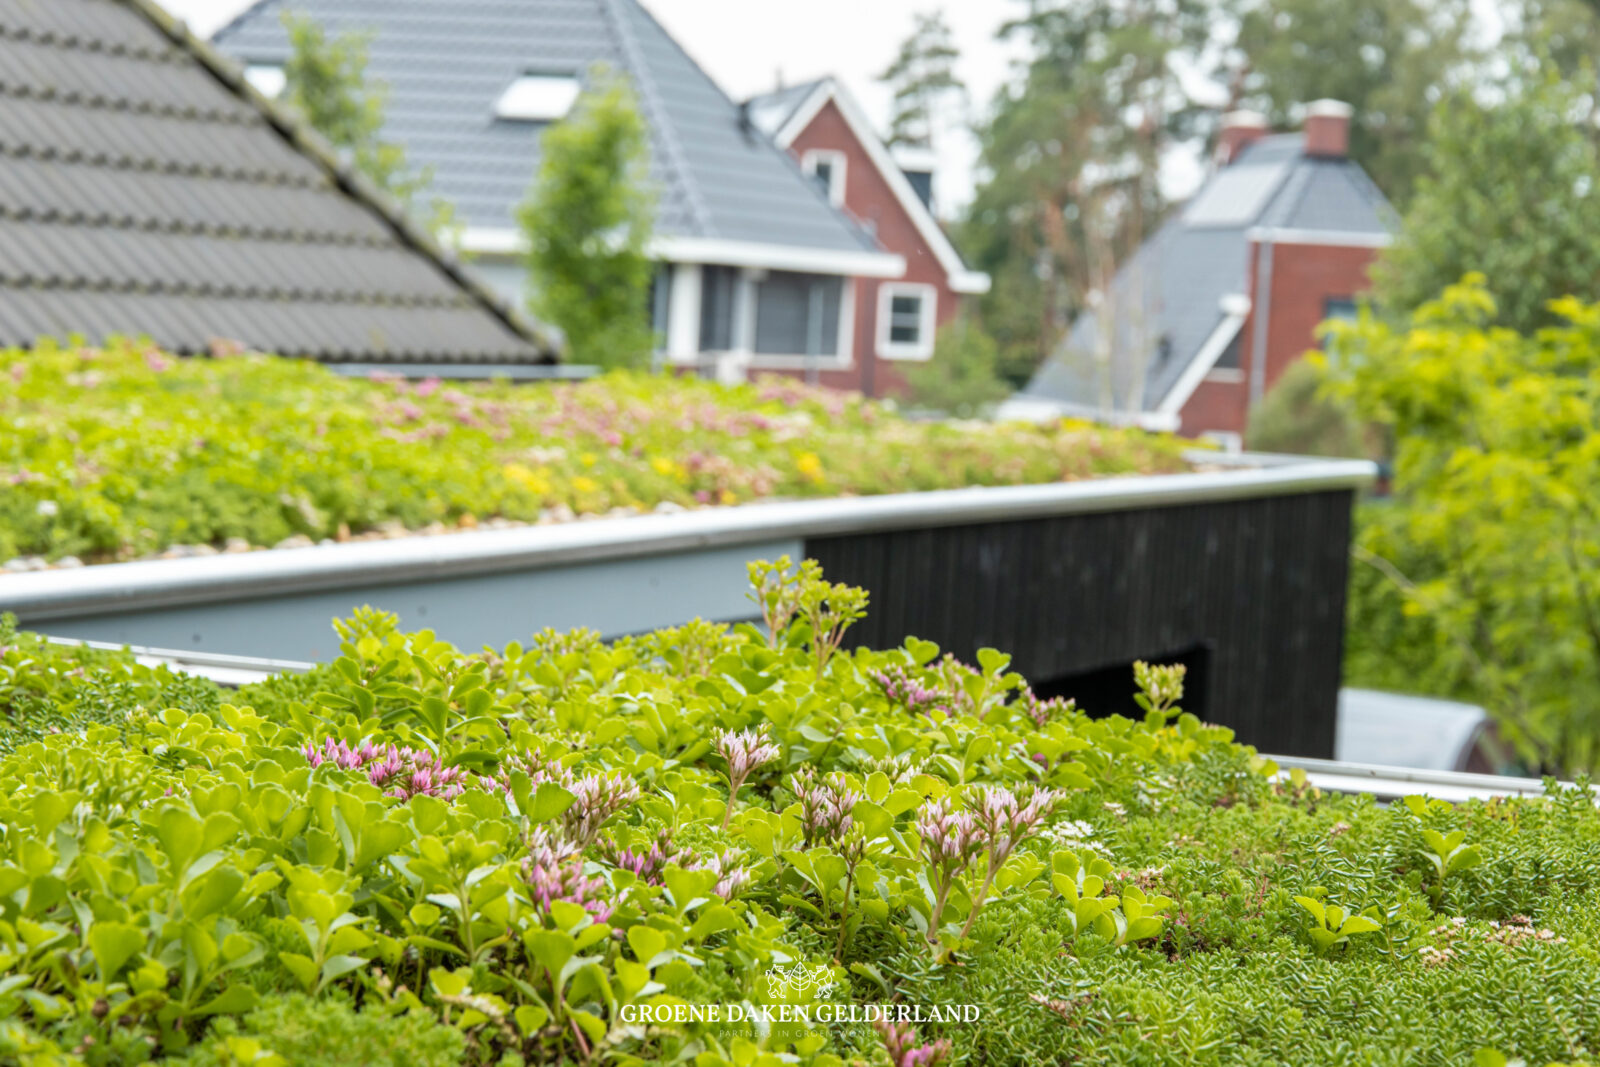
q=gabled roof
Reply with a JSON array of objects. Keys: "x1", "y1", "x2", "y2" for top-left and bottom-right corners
[
  {"x1": 214, "y1": 0, "x2": 901, "y2": 278},
  {"x1": 744, "y1": 76, "x2": 990, "y2": 295},
  {"x1": 0, "y1": 0, "x2": 555, "y2": 364},
  {"x1": 1011, "y1": 132, "x2": 1396, "y2": 422}
]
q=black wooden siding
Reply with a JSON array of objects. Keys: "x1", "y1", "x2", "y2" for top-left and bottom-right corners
[{"x1": 804, "y1": 489, "x2": 1355, "y2": 758}]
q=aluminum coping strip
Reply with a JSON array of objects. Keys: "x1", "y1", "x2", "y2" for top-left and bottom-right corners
[
  {"x1": 1270, "y1": 754, "x2": 1558, "y2": 803},
  {"x1": 2, "y1": 455, "x2": 1376, "y2": 621}
]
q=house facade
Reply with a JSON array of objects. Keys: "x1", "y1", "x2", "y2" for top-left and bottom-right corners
[
  {"x1": 1002, "y1": 101, "x2": 1395, "y2": 444},
  {"x1": 747, "y1": 78, "x2": 990, "y2": 396},
  {"x1": 213, "y1": 0, "x2": 904, "y2": 382}
]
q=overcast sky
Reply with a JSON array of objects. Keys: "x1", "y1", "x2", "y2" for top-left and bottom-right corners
[{"x1": 158, "y1": 0, "x2": 1042, "y2": 216}]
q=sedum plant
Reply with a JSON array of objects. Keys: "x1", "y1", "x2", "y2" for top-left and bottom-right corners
[
  {"x1": 0, "y1": 342, "x2": 1189, "y2": 566},
  {"x1": 2, "y1": 560, "x2": 1600, "y2": 1064}
]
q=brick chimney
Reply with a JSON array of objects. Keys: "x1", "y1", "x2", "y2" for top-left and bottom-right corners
[
  {"x1": 1216, "y1": 109, "x2": 1269, "y2": 166},
  {"x1": 1303, "y1": 99, "x2": 1352, "y2": 158}
]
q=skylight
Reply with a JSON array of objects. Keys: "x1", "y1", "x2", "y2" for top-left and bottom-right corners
[
  {"x1": 494, "y1": 74, "x2": 581, "y2": 122},
  {"x1": 243, "y1": 64, "x2": 286, "y2": 99},
  {"x1": 1183, "y1": 162, "x2": 1289, "y2": 228}
]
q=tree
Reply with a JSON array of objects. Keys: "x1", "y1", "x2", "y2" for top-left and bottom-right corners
[
  {"x1": 1327, "y1": 275, "x2": 1600, "y2": 774},
  {"x1": 963, "y1": 0, "x2": 1222, "y2": 399},
  {"x1": 279, "y1": 13, "x2": 450, "y2": 232},
  {"x1": 879, "y1": 10, "x2": 964, "y2": 150},
  {"x1": 1243, "y1": 358, "x2": 1372, "y2": 459},
  {"x1": 517, "y1": 70, "x2": 656, "y2": 370},
  {"x1": 1228, "y1": 0, "x2": 1478, "y2": 206},
  {"x1": 902, "y1": 318, "x2": 1010, "y2": 417},
  {"x1": 1506, "y1": 0, "x2": 1600, "y2": 84},
  {"x1": 1371, "y1": 69, "x2": 1600, "y2": 334}
]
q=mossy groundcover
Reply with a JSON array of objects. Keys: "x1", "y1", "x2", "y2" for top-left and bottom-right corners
[
  {"x1": 0, "y1": 341, "x2": 1189, "y2": 566},
  {"x1": 1, "y1": 561, "x2": 1598, "y2": 1067}
]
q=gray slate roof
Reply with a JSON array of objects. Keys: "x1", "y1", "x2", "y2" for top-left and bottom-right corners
[
  {"x1": 1019, "y1": 133, "x2": 1396, "y2": 414},
  {"x1": 0, "y1": 0, "x2": 552, "y2": 363},
  {"x1": 214, "y1": 0, "x2": 881, "y2": 258}
]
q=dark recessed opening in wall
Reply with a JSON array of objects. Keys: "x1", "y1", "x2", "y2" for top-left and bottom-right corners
[{"x1": 1029, "y1": 642, "x2": 1213, "y2": 722}]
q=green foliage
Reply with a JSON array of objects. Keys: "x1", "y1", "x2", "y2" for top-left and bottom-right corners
[
  {"x1": 0, "y1": 614, "x2": 220, "y2": 754},
  {"x1": 1372, "y1": 69, "x2": 1600, "y2": 334},
  {"x1": 0, "y1": 340, "x2": 1187, "y2": 564},
  {"x1": 1342, "y1": 498, "x2": 1474, "y2": 702},
  {"x1": 184, "y1": 994, "x2": 464, "y2": 1067},
  {"x1": 1232, "y1": 0, "x2": 1478, "y2": 206},
  {"x1": 1292, "y1": 891, "x2": 1383, "y2": 954},
  {"x1": 1328, "y1": 276, "x2": 1600, "y2": 773},
  {"x1": 1244, "y1": 358, "x2": 1373, "y2": 458},
  {"x1": 878, "y1": 9, "x2": 964, "y2": 151},
  {"x1": 6, "y1": 561, "x2": 1600, "y2": 1063},
  {"x1": 517, "y1": 68, "x2": 656, "y2": 369},
  {"x1": 279, "y1": 14, "x2": 451, "y2": 234},
  {"x1": 902, "y1": 319, "x2": 1010, "y2": 417}
]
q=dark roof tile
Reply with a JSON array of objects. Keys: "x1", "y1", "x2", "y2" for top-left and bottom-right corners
[{"x1": 0, "y1": 0, "x2": 554, "y2": 363}]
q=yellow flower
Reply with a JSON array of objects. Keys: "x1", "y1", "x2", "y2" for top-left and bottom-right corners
[
  {"x1": 502, "y1": 462, "x2": 551, "y2": 495},
  {"x1": 572, "y1": 475, "x2": 600, "y2": 495},
  {"x1": 795, "y1": 451, "x2": 824, "y2": 483},
  {"x1": 719, "y1": 489, "x2": 738, "y2": 506}
]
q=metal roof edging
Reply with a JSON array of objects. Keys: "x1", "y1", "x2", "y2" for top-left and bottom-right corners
[
  {"x1": 1269, "y1": 754, "x2": 1559, "y2": 803},
  {"x1": 1, "y1": 457, "x2": 1376, "y2": 621}
]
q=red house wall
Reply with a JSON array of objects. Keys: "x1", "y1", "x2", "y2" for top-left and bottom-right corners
[
  {"x1": 769, "y1": 98, "x2": 962, "y2": 398},
  {"x1": 1178, "y1": 240, "x2": 1379, "y2": 439}
]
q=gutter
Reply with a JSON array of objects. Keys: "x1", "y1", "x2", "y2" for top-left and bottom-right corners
[
  {"x1": 1248, "y1": 236, "x2": 1274, "y2": 410},
  {"x1": 1, "y1": 458, "x2": 1376, "y2": 622},
  {"x1": 458, "y1": 229, "x2": 906, "y2": 280}
]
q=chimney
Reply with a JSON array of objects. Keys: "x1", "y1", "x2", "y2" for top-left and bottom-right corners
[
  {"x1": 1303, "y1": 99, "x2": 1352, "y2": 158},
  {"x1": 1216, "y1": 109, "x2": 1269, "y2": 166}
]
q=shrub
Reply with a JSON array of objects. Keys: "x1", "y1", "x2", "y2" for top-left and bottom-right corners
[
  {"x1": 0, "y1": 341, "x2": 1189, "y2": 564},
  {"x1": 2, "y1": 561, "x2": 1599, "y2": 1065},
  {"x1": 902, "y1": 319, "x2": 1010, "y2": 417},
  {"x1": 517, "y1": 67, "x2": 656, "y2": 369},
  {"x1": 1244, "y1": 357, "x2": 1374, "y2": 459},
  {"x1": 1328, "y1": 277, "x2": 1600, "y2": 773}
]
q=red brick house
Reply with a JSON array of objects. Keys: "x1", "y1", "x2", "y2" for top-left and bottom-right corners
[
  {"x1": 1002, "y1": 101, "x2": 1395, "y2": 445},
  {"x1": 746, "y1": 78, "x2": 990, "y2": 396}
]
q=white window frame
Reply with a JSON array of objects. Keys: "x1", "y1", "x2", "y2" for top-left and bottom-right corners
[
  {"x1": 745, "y1": 275, "x2": 856, "y2": 371},
  {"x1": 801, "y1": 149, "x2": 848, "y2": 209},
  {"x1": 876, "y1": 282, "x2": 938, "y2": 361},
  {"x1": 494, "y1": 73, "x2": 581, "y2": 122}
]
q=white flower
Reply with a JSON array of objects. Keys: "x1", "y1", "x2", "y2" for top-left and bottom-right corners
[{"x1": 36, "y1": 500, "x2": 58, "y2": 517}]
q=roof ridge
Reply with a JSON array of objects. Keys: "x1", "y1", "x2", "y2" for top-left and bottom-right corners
[
  {"x1": 1338, "y1": 159, "x2": 1400, "y2": 231},
  {"x1": 598, "y1": 0, "x2": 711, "y2": 236},
  {"x1": 1260, "y1": 159, "x2": 1315, "y2": 228},
  {"x1": 125, "y1": 0, "x2": 557, "y2": 358},
  {"x1": 208, "y1": 0, "x2": 276, "y2": 44}
]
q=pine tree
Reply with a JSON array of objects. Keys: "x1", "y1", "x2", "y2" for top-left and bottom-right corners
[{"x1": 878, "y1": 10, "x2": 964, "y2": 150}]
